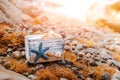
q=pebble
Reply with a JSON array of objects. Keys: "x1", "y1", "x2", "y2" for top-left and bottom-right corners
[
  {"x1": 28, "y1": 75, "x2": 37, "y2": 80},
  {"x1": 7, "y1": 48, "x2": 12, "y2": 52},
  {"x1": 73, "y1": 49, "x2": 79, "y2": 54},
  {"x1": 100, "y1": 72, "x2": 111, "y2": 80},
  {"x1": 86, "y1": 77, "x2": 92, "y2": 80},
  {"x1": 89, "y1": 61, "x2": 98, "y2": 67},
  {"x1": 60, "y1": 78, "x2": 68, "y2": 80},
  {"x1": 35, "y1": 64, "x2": 44, "y2": 70},
  {"x1": 107, "y1": 60, "x2": 112, "y2": 65},
  {"x1": 112, "y1": 60, "x2": 120, "y2": 69},
  {"x1": 99, "y1": 50, "x2": 112, "y2": 60},
  {"x1": 64, "y1": 45, "x2": 70, "y2": 51},
  {"x1": 12, "y1": 51, "x2": 22, "y2": 59},
  {"x1": 86, "y1": 53, "x2": 91, "y2": 58},
  {"x1": 65, "y1": 64, "x2": 72, "y2": 68},
  {"x1": 72, "y1": 40, "x2": 78, "y2": 45},
  {"x1": 21, "y1": 51, "x2": 26, "y2": 57},
  {"x1": 112, "y1": 70, "x2": 120, "y2": 80}
]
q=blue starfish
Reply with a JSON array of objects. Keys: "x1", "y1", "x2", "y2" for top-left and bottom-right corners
[{"x1": 31, "y1": 42, "x2": 49, "y2": 63}]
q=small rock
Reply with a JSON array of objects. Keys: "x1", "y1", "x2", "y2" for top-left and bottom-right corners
[
  {"x1": 72, "y1": 40, "x2": 78, "y2": 45},
  {"x1": 12, "y1": 51, "x2": 21, "y2": 59},
  {"x1": 60, "y1": 78, "x2": 68, "y2": 80},
  {"x1": 112, "y1": 60, "x2": 120, "y2": 69},
  {"x1": 99, "y1": 50, "x2": 112, "y2": 60},
  {"x1": 84, "y1": 48, "x2": 97, "y2": 54},
  {"x1": 112, "y1": 70, "x2": 120, "y2": 80},
  {"x1": 35, "y1": 64, "x2": 44, "y2": 70},
  {"x1": 71, "y1": 67, "x2": 78, "y2": 71},
  {"x1": 89, "y1": 61, "x2": 98, "y2": 67},
  {"x1": 73, "y1": 49, "x2": 79, "y2": 54},
  {"x1": 28, "y1": 75, "x2": 37, "y2": 80},
  {"x1": 71, "y1": 46, "x2": 76, "y2": 51},
  {"x1": 78, "y1": 52, "x2": 84, "y2": 57},
  {"x1": 76, "y1": 44, "x2": 84, "y2": 51},
  {"x1": 86, "y1": 53, "x2": 91, "y2": 58},
  {"x1": 107, "y1": 60, "x2": 112, "y2": 65},
  {"x1": 60, "y1": 60, "x2": 66, "y2": 65},
  {"x1": 64, "y1": 45, "x2": 70, "y2": 51},
  {"x1": 7, "y1": 48, "x2": 12, "y2": 52},
  {"x1": 65, "y1": 64, "x2": 72, "y2": 68},
  {"x1": 66, "y1": 61, "x2": 73, "y2": 65},
  {"x1": 100, "y1": 72, "x2": 111, "y2": 80},
  {"x1": 86, "y1": 77, "x2": 92, "y2": 80},
  {"x1": 21, "y1": 51, "x2": 26, "y2": 57}
]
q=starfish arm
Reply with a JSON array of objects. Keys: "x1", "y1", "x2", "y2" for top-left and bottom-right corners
[
  {"x1": 41, "y1": 54, "x2": 49, "y2": 59},
  {"x1": 42, "y1": 47, "x2": 50, "y2": 53},
  {"x1": 34, "y1": 55, "x2": 41, "y2": 62},
  {"x1": 39, "y1": 42, "x2": 43, "y2": 51},
  {"x1": 31, "y1": 50, "x2": 39, "y2": 54}
]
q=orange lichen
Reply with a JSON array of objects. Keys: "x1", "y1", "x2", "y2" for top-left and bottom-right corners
[
  {"x1": 4, "y1": 58, "x2": 31, "y2": 73},
  {"x1": 64, "y1": 51, "x2": 77, "y2": 62},
  {"x1": 35, "y1": 65, "x2": 77, "y2": 80}
]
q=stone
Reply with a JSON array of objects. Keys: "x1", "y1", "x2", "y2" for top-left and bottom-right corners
[
  {"x1": 86, "y1": 77, "x2": 92, "y2": 80},
  {"x1": 21, "y1": 51, "x2": 26, "y2": 57},
  {"x1": 12, "y1": 51, "x2": 21, "y2": 59},
  {"x1": 35, "y1": 64, "x2": 44, "y2": 70},
  {"x1": 112, "y1": 70, "x2": 120, "y2": 80},
  {"x1": 72, "y1": 40, "x2": 78, "y2": 45},
  {"x1": 7, "y1": 48, "x2": 12, "y2": 52},
  {"x1": 100, "y1": 72, "x2": 111, "y2": 80},
  {"x1": 76, "y1": 44, "x2": 84, "y2": 51},
  {"x1": 86, "y1": 53, "x2": 91, "y2": 58},
  {"x1": 28, "y1": 75, "x2": 37, "y2": 80},
  {"x1": 60, "y1": 78, "x2": 68, "y2": 80},
  {"x1": 71, "y1": 67, "x2": 78, "y2": 71},
  {"x1": 0, "y1": 65, "x2": 30, "y2": 80},
  {"x1": 99, "y1": 50, "x2": 112, "y2": 60},
  {"x1": 73, "y1": 49, "x2": 79, "y2": 54},
  {"x1": 89, "y1": 61, "x2": 98, "y2": 67},
  {"x1": 64, "y1": 45, "x2": 70, "y2": 51},
  {"x1": 112, "y1": 60, "x2": 120, "y2": 69},
  {"x1": 65, "y1": 64, "x2": 72, "y2": 68}
]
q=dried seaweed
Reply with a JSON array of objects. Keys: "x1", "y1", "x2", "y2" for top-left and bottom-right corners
[
  {"x1": 64, "y1": 51, "x2": 77, "y2": 62},
  {"x1": 1, "y1": 31, "x2": 25, "y2": 46},
  {"x1": 35, "y1": 65, "x2": 77, "y2": 80},
  {"x1": 3, "y1": 58, "x2": 31, "y2": 74}
]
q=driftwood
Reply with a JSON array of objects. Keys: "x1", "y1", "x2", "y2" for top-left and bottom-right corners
[{"x1": 0, "y1": 65, "x2": 30, "y2": 80}]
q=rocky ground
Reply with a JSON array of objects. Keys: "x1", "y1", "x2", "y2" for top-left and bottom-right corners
[{"x1": 0, "y1": 22, "x2": 120, "y2": 80}]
